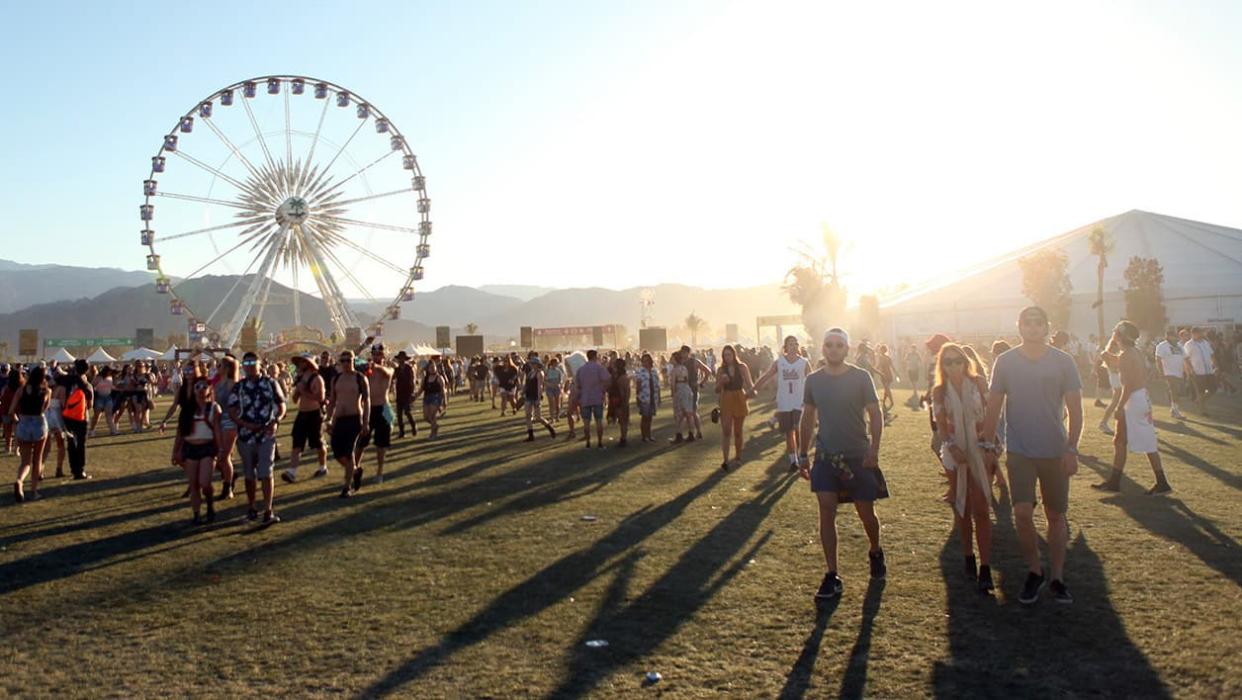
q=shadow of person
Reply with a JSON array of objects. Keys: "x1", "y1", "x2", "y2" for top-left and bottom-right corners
[
  {"x1": 837, "y1": 577, "x2": 886, "y2": 699},
  {"x1": 778, "y1": 597, "x2": 840, "y2": 700},
  {"x1": 932, "y1": 528, "x2": 1169, "y2": 698},
  {"x1": 1081, "y1": 455, "x2": 1242, "y2": 587}
]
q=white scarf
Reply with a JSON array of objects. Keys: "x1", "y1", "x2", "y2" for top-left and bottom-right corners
[{"x1": 945, "y1": 379, "x2": 991, "y2": 518}]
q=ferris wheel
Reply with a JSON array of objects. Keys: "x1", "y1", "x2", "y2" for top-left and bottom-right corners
[{"x1": 139, "y1": 75, "x2": 431, "y2": 348}]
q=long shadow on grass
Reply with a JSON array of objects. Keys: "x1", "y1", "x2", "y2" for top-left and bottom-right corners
[
  {"x1": 837, "y1": 578, "x2": 886, "y2": 699},
  {"x1": 548, "y1": 473, "x2": 793, "y2": 699},
  {"x1": 778, "y1": 597, "x2": 841, "y2": 700},
  {"x1": 356, "y1": 468, "x2": 733, "y2": 698},
  {"x1": 1082, "y1": 456, "x2": 1242, "y2": 587},
  {"x1": 1155, "y1": 438, "x2": 1242, "y2": 491},
  {"x1": 933, "y1": 520, "x2": 1169, "y2": 697}
]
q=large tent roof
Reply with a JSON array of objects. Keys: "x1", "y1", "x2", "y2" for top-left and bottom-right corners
[
  {"x1": 883, "y1": 210, "x2": 1242, "y2": 313},
  {"x1": 122, "y1": 347, "x2": 163, "y2": 361}
]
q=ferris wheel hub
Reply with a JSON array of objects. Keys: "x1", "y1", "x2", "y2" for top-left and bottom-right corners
[{"x1": 275, "y1": 196, "x2": 310, "y2": 227}]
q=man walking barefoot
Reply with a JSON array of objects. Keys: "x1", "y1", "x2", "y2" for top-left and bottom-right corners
[
  {"x1": 982, "y1": 306, "x2": 1082, "y2": 605},
  {"x1": 799, "y1": 328, "x2": 887, "y2": 600},
  {"x1": 282, "y1": 354, "x2": 327, "y2": 483},
  {"x1": 328, "y1": 351, "x2": 370, "y2": 498}
]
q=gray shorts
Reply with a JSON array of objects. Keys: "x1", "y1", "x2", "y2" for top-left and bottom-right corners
[
  {"x1": 237, "y1": 437, "x2": 276, "y2": 480},
  {"x1": 1006, "y1": 452, "x2": 1069, "y2": 514}
]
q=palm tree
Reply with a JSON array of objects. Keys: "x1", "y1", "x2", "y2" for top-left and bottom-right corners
[
  {"x1": 783, "y1": 223, "x2": 848, "y2": 351},
  {"x1": 684, "y1": 312, "x2": 705, "y2": 347},
  {"x1": 1088, "y1": 226, "x2": 1113, "y2": 344},
  {"x1": 464, "y1": 322, "x2": 479, "y2": 335}
]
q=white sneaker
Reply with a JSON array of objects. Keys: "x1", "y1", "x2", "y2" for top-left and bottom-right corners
[
  {"x1": 1098, "y1": 422, "x2": 1114, "y2": 436},
  {"x1": 314, "y1": 465, "x2": 328, "y2": 478},
  {"x1": 1171, "y1": 408, "x2": 1185, "y2": 420}
]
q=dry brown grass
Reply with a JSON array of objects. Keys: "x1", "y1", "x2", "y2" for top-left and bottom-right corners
[{"x1": 1, "y1": 385, "x2": 1238, "y2": 698}]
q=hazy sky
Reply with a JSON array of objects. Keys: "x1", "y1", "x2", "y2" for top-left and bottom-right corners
[{"x1": 2, "y1": 0, "x2": 1240, "y2": 297}]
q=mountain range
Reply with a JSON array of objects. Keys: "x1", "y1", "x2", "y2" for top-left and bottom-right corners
[
  {"x1": 0, "y1": 259, "x2": 152, "y2": 314},
  {"x1": 0, "y1": 264, "x2": 799, "y2": 353}
]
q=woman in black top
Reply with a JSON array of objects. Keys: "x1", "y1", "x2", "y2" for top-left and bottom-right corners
[
  {"x1": 414, "y1": 358, "x2": 447, "y2": 439},
  {"x1": 10, "y1": 367, "x2": 50, "y2": 502}
]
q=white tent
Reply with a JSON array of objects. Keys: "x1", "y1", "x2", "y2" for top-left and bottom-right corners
[
  {"x1": 47, "y1": 347, "x2": 75, "y2": 363},
  {"x1": 122, "y1": 347, "x2": 162, "y2": 361},
  {"x1": 86, "y1": 347, "x2": 116, "y2": 364},
  {"x1": 881, "y1": 210, "x2": 1242, "y2": 343},
  {"x1": 159, "y1": 346, "x2": 179, "y2": 361}
]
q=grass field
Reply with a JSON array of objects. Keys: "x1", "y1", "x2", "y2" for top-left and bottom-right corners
[{"x1": 1, "y1": 383, "x2": 1239, "y2": 698}]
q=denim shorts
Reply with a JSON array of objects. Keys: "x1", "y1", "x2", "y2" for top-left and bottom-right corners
[
  {"x1": 16, "y1": 415, "x2": 48, "y2": 443},
  {"x1": 580, "y1": 404, "x2": 604, "y2": 422},
  {"x1": 94, "y1": 395, "x2": 114, "y2": 411}
]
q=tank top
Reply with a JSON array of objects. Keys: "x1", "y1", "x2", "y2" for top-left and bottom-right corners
[
  {"x1": 19, "y1": 387, "x2": 47, "y2": 416},
  {"x1": 775, "y1": 355, "x2": 810, "y2": 413},
  {"x1": 545, "y1": 367, "x2": 563, "y2": 387},
  {"x1": 423, "y1": 372, "x2": 443, "y2": 395},
  {"x1": 95, "y1": 377, "x2": 113, "y2": 397},
  {"x1": 188, "y1": 405, "x2": 216, "y2": 441},
  {"x1": 722, "y1": 365, "x2": 745, "y2": 391},
  {"x1": 524, "y1": 372, "x2": 540, "y2": 399}
]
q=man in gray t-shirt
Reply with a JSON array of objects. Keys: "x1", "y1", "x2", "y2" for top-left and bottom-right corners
[
  {"x1": 798, "y1": 328, "x2": 886, "y2": 601},
  {"x1": 982, "y1": 306, "x2": 1083, "y2": 606}
]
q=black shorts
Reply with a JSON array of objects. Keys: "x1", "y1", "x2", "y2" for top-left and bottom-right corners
[
  {"x1": 358, "y1": 406, "x2": 391, "y2": 450},
  {"x1": 331, "y1": 415, "x2": 362, "y2": 460},
  {"x1": 182, "y1": 441, "x2": 218, "y2": 461},
  {"x1": 396, "y1": 396, "x2": 414, "y2": 413},
  {"x1": 291, "y1": 409, "x2": 323, "y2": 450},
  {"x1": 777, "y1": 409, "x2": 802, "y2": 432}
]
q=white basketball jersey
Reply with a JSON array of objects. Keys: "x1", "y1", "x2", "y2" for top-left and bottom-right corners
[{"x1": 776, "y1": 355, "x2": 810, "y2": 412}]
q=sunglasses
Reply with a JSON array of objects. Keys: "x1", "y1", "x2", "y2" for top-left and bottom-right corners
[
  {"x1": 194, "y1": 381, "x2": 209, "y2": 390},
  {"x1": 242, "y1": 360, "x2": 258, "y2": 367},
  {"x1": 339, "y1": 358, "x2": 351, "y2": 364},
  {"x1": 942, "y1": 357, "x2": 965, "y2": 366}
]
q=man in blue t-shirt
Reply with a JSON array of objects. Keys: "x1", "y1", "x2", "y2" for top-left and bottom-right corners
[
  {"x1": 798, "y1": 328, "x2": 887, "y2": 601},
  {"x1": 982, "y1": 306, "x2": 1083, "y2": 606}
]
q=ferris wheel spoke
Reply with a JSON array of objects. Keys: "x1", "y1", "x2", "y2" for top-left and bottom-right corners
[
  {"x1": 300, "y1": 229, "x2": 357, "y2": 332},
  {"x1": 291, "y1": 255, "x2": 301, "y2": 326},
  {"x1": 200, "y1": 116, "x2": 265, "y2": 181},
  {"x1": 324, "y1": 187, "x2": 415, "y2": 209},
  {"x1": 160, "y1": 218, "x2": 260, "y2": 243},
  {"x1": 304, "y1": 96, "x2": 331, "y2": 172},
  {"x1": 284, "y1": 85, "x2": 294, "y2": 171},
  {"x1": 241, "y1": 95, "x2": 281, "y2": 177},
  {"x1": 172, "y1": 151, "x2": 255, "y2": 193},
  {"x1": 171, "y1": 227, "x2": 271, "y2": 294},
  {"x1": 223, "y1": 232, "x2": 285, "y2": 348},
  {"x1": 319, "y1": 244, "x2": 379, "y2": 305},
  {"x1": 330, "y1": 235, "x2": 410, "y2": 276},
  {"x1": 312, "y1": 150, "x2": 400, "y2": 202},
  {"x1": 203, "y1": 244, "x2": 266, "y2": 327},
  {"x1": 320, "y1": 215, "x2": 419, "y2": 234},
  {"x1": 155, "y1": 191, "x2": 251, "y2": 210},
  {"x1": 317, "y1": 118, "x2": 368, "y2": 181}
]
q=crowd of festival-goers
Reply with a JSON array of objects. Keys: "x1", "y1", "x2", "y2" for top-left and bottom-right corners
[{"x1": 2, "y1": 317, "x2": 1238, "y2": 603}]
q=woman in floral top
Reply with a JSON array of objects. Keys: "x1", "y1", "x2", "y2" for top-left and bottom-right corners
[{"x1": 633, "y1": 353, "x2": 661, "y2": 443}]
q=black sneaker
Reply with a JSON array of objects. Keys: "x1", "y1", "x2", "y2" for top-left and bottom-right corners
[
  {"x1": 1019, "y1": 571, "x2": 1046, "y2": 605},
  {"x1": 670, "y1": 433, "x2": 683, "y2": 444},
  {"x1": 720, "y1": 461, "x2": 729, "y2": 471},
  {"x1": 977, "y1": 565, "x2": 994, "y2": 594},
  {"x1": 1146, "y1": 481, "x2": 1172, "y2": 496},
  {"x1": 964, "y1": 554, "x2": 977, "y2": 580},
  {"x1": 869, "y1": 550, "x2": 887, "y2": 579},
  {"x1": 815, "y1": 571, "x2": 843, "y2": 599},
  {"x1": 206, "y1": 502, "x2": 216, "y2": 523},
  {"x1": 352, "y1": 468, "x2": 363, "y2": 492},
  {"x1": 245, "y1": 508, "x2": 259, "y2": 524},
  {"x1": 339, "y1": 487, "x2": 353, "y2": 499},
  {"x1": 1050, "y1": 579, "x2": 1073, "y2": 604},
  {"x1": 262, "y1": 512, "x2": 281, "y2": 526}
]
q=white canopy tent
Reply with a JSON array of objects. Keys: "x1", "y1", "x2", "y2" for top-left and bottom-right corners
[
  {"x1": 159, "y1": 346, "x2": 179, "y2": 361},
  {"x1": 86, "y1": 347, "x2": 116, "y2": 364},
  {"x1": 47, "y1": 347, "x2": 75, "y2": 363},
  {"x1": 122, "y1": 347, "x2": 163, "y2": 361}
]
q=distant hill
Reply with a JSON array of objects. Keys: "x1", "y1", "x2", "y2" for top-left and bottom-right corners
[
  {"x1": 349, "y1": 285, "x2": 524, "y2": 328},
  {"x1": 477, "y1": 285, "x2": 555, "y2": 302},
  {"x1": 476, "y1": 283, "x2": 798, "y2": 341},
  {"x1": 0, "y1": 275, "x2": 433, "y2": 356},
  {"x1": 0, "y1": 259, "x2": 153, "y2": 314}
]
